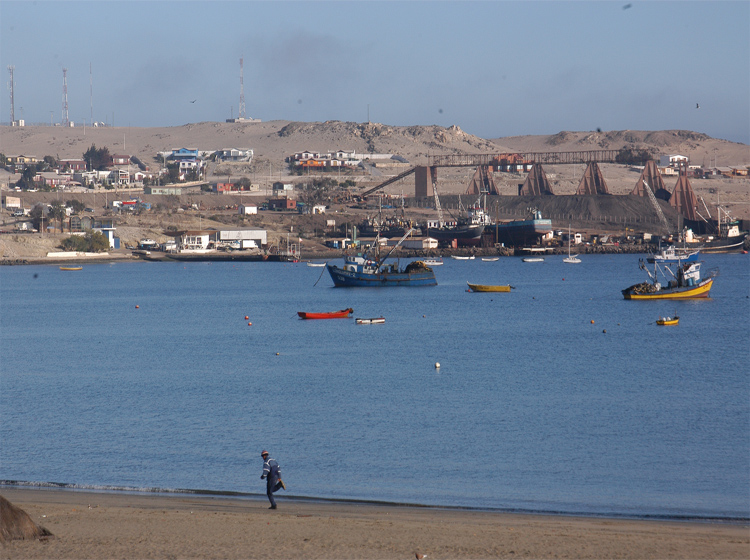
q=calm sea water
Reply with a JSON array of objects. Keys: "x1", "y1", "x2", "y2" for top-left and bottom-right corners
[{"x1": 1, "y1": 254, "x2": 748, "y2": 519}]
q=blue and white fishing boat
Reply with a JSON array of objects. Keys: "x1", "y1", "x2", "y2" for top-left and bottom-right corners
[
  {"x1": 327, "y1": 229, "x2": 437, "y2": 287},
  {"x1": 647, "y1": 245, "x2": 700, "y2": 264}
]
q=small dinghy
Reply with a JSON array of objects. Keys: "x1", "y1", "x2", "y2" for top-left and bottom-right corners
[
  {"x1": 298, "y1": 308, "x2": 353, "y2": 320},
  {"x1": 355, "y1": 317, "x2": 385, "y2": 325}
]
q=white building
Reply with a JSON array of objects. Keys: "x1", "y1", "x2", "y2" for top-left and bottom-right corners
[
  {"x1": 216, "y1": 148, "x2": 253, "y2": 162},
  {"x1": 239, "y1": 204, "x2": 258, "y2": 215},
  {"x1": 214, "y1": 228, "x2": 267, "y2": 248},
  {"x1": 659, "y1": 154, "x2": 689, "y2": 168}
]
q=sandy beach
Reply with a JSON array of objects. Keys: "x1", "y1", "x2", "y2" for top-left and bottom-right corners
[{"x1": 1, "y1": 488, "x2": 747, "y2": 559}]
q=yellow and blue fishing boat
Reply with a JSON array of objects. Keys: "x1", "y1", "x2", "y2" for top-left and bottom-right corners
[{"x1": 622, "y1": 258, "x2": 717, "y2": 300}]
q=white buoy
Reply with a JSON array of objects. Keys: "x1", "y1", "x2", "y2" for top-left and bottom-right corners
[{"x1": 435, "y1": 362, "x2": 441, "y2": 369}]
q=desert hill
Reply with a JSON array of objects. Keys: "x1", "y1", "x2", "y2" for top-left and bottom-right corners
[
  {"x1": 3, "y1": 122, "x2": 747, "y2": 173},
  {"x1": 496, "y1": 129, "x2": 749, "y2": 169}
]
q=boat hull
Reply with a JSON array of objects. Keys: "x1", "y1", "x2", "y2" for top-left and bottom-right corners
[
  {"x1": 327, "y1": 265, "x2": 436, "y2": 287},
  {"x1": 487, "y1": 218, "x2": 553, "y2": 247},
  {"x1": 467, "y1": 283, "x2": 512, "y2": 292},
  {"x1": 59, "y1": 266, "x2": 82, "y2": 271},
  {"x1": 298, "y1": 308, "x2": 353, "y2": 319},
  {"x1": 622, "y1": 278, "x2": 713, "y2": 300},
  {"x1": 656, "y1": 317, "x2": 680, "y2": 326},
  {"x1": 355, "y1": 317, "x2": 385, "y2": 324},
  {"x1": 426, "y1": 224, "x2": 485, "y2": 246}
]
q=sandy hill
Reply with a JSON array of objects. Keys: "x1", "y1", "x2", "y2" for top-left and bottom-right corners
[
  {"x1": 496, "y1": 130, "x2": 749, "y2": 169},
  {"x1": 2, "y1": 122, "x2": 748, "y2": 222},
  {"x1": 0, "y1": 120, "x2": 502, "y2": 170},
  {"x1": 3, "y1": 122, "x2": 747, "y2": 172}
]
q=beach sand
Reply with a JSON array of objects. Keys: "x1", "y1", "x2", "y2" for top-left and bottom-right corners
[{"x1": 1, "y1": 489, "x2": 747, "y2": 559}]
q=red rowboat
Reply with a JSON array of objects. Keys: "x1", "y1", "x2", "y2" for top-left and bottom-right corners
[{"x1": 297, "y1": 308, "x2": 353, "y2": 320}]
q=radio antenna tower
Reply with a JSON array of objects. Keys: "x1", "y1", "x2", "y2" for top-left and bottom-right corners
[
  {"x1": 8, "y1": 65, "x2": 15, "y2": 125},
  {"x1": 238, "y1": 57, "x2": 246, "y2": 119},
  {"x1": 90, "y1": 62, "x2": 93, "y2": 124},
  {"x1": 62, "y1": 67, "x2": 69, "y2": 125}
]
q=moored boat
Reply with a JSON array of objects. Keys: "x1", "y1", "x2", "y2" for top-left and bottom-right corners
[
  {"x1": 425, "y1": 195, "x2": 490, "y2": 246},
  {"x1": 563, "y1": 224, "x2": 581, "y2": 264},
  {"x1": 481, "y1": 257, "x2": 499, "y2": 262},
  {"x1": 423, "y1": 257, "x2": 443, "y2": 266},
  {"x1": 647, "y1": 245, "x2": 700, "y2": 264},
  {"x1": 306, "y1": 262, "x2": 326, "y2": 267},
  {"x1": 59, "y1": 266, "x2": 82, "y2": 271},
  {"x1": 486, "y1": 208, "x2": 553, "y2": 247},
  {"x1": 355, "y1": 317, "x2": 385, "y2": 324},
  {"x1": 622, "y1": 258, "x2": 718, "y2": 300},
  {"x1": 522, "y1": 257, "x2": 544, "y2": 263},
  {"x1": 451, "y1": 255, "x2": 475, "y2": 260},
  {"x1": 467, "y1": 282, "x2": 513, "y2": 292},
  {"x1": 298, "y1": 308, "x2": 353, "y2": 319},
  {"x1": 656, "y1": 316, "x2": 680, "y2": 326},
  {"x1": 326, "y1": 228, "x2": 437, "y2": 287}
]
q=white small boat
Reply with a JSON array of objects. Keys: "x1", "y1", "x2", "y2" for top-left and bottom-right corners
[
  {"x1": 563, "y1": 225, "x2": 581, "y2": 264},
  {"x1": 522, "y1": 257, "x2": 544, "y2": 263},
  {"x1": 451, "y1": 255, "x2": 475, "y2": 260},
  {"x1": 423, "y1": 258, "x2": 443, "y2": 266},
  {"x1": 481, "y1": 257, "x2": 499, "y2": 262},
  {"x1": 306, "y1": 262, "x2": 326, "y2": 267},
  {"x1": 355, "y1": 317, "x2": 385, "y2": 325}
]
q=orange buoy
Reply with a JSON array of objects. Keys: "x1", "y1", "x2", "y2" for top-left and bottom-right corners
[
  {"x1": 245, "y1": 316, "x2": 249, "y2": 320},
  {"x1": 135, "y1": 305, "x2": 139, "y2": 309},
  {"x1": 590, "y1": 320, "x2": 595, "y2": 324},
  {"x1": 248, "y1": 322, "x2": 252, "y2": 326}
]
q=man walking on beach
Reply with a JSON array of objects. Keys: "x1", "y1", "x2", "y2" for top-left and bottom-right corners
[{"x1": 260, "y1": 450, "x2": 285, "y2": 509}]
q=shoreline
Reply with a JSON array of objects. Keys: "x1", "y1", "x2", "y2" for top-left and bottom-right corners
[
  {"x1": 2, "y1": 482, "x2": 747, "y2": 525},
  {"x1": 4, "y1": 243, "x2": 743, "y2": 267},
  {"x1": 2, "y1": 487, "x2": 748, "y2": 559}
]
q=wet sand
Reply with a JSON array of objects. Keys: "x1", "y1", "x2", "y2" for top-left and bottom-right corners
[{"x1": 1, "y1": 488, "x2": 748, "y2": 559}]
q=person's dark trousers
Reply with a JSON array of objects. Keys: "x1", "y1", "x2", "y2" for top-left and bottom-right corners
[{"x1": 267, "y1": 477, "x2": 283, "y2": 507}]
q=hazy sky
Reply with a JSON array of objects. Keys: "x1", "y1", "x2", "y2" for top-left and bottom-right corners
[{"x1": 1, "y1": 1, "x2": 748, "y2": 143}]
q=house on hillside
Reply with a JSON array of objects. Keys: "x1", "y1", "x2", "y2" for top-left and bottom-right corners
[
  {"x1": 216, "y1": 148, "x2": 253, "y2": 162},
  {"x1": 59, "y1": 159, "x2": 87, "y2": 172},
  {"x1": 659, "y1": 154, "x2": 689, "y2": 168},
  {"x1": 170, "y1": 148, "x2": 199, "y2": 161}
]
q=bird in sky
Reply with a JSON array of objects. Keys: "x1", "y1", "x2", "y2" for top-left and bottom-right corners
[
  {"x1": 696, "y1": 103, "x2": 700, "y2": 109},
  {"x1": 190, "y1": 99, "x2": 196, "y2": 104},
  {"x1": 623, "y1": 3, "x2": 632, "y2": 10}
]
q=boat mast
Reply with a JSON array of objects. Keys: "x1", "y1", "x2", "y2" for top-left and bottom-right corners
[{"x1": 432, "y1": 177, "x2": 444, "y2": 227}]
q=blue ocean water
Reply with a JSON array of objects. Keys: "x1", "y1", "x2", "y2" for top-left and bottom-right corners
[{"x1": 1, "y1": 254, "x2": 748, "y2": 519}]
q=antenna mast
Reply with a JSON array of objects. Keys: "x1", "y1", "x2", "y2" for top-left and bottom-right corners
[
  {"x1": 62, "y1": 67, "x2": 69, "y2": 125},
  {"x1": 7, "y1": 65, "x2": 15, "y2": 125},
  {"x1": 90, "y1": 62, "x2": 93, "y2": 124},
  {"x1": 239, "y1": 57, "x2": 246, "y2": 119}
]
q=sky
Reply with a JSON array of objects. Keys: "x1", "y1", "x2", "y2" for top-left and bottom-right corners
[{"x1": 1, "y1": 1, "x2": 748, "y2": 144}]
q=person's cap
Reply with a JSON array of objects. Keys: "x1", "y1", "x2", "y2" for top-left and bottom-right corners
[{"x1": 261, "y1": 450, "x2": 268, "y2": 456}]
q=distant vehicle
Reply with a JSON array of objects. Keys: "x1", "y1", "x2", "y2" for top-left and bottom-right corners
[
  {"x1": 12, "y1": 210, "x2": 24, "y2": 217},
  {"x1": 84, "y1": 207, "x2": 94, "y2": 212}
]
